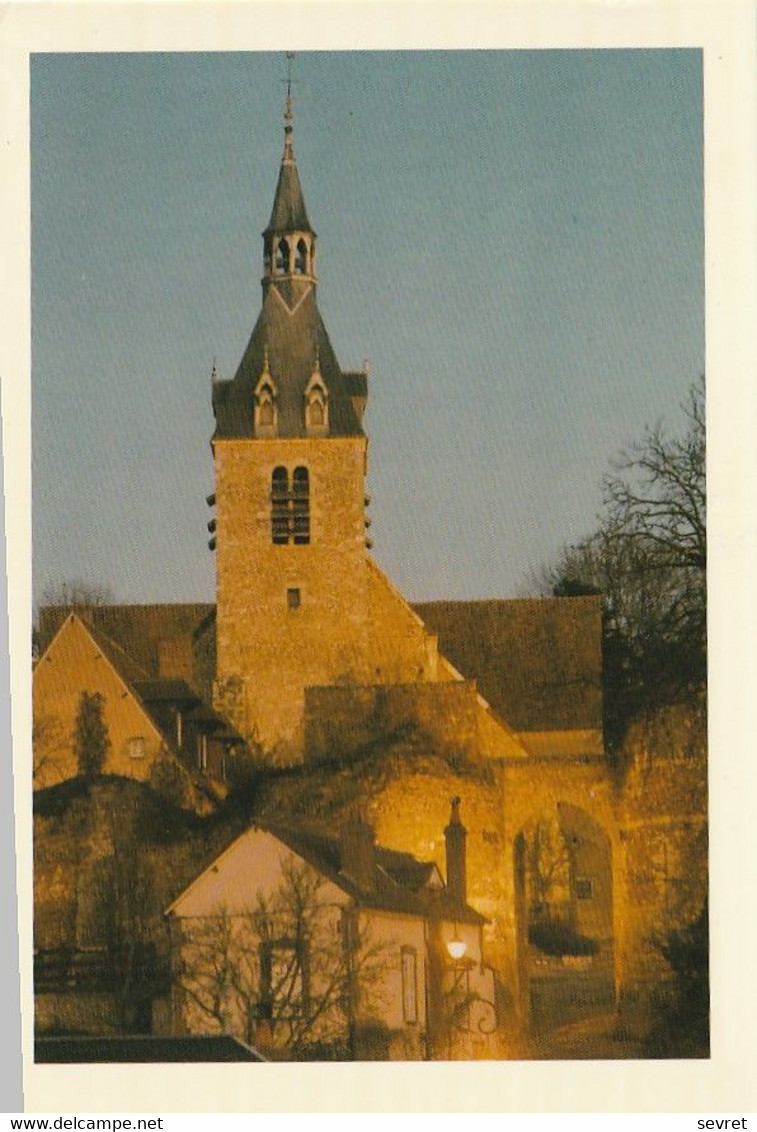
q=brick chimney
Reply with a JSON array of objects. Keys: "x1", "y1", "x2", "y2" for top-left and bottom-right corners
[
  {"x1": 341, "y1": 815, "x2": 376, "y2": 892},
  {"x1": 444, "y1": 796, "x2": 467, "y2": 907}
]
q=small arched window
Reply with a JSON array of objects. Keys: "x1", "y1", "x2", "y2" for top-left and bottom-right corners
[
  {"x1": 294, "y1": 239, "x2": 308, "y2": 275},
  {"x1": 292, "y1": 466, "x2": 310, "y2": 545},
  {"x1": 271, "y1": 466, "x2": 289, "y2": 544},
  {"x1": 275, "y1": 239, "x2": 289, "y2": 274}
]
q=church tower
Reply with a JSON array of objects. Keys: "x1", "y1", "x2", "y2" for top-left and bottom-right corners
[{"x1": 210, "y1": 91, "x2": 371, "y2": 760}]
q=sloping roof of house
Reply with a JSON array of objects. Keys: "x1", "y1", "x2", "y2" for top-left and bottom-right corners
[
  {"x1": 38, "y1": 595, "x2": 602, "y2": 737},
  {"x1": 413, "y1": 597, "x2": 603, "y2": 733},
  {"x1": 133, "y1": 678, "x2": 202, "y2": 706},
  {"x1": 38, "y1": 603, "x2": 215, "y2": 676},
  {"x1": 265, "y1": 822, "x2": 484, "y2": 924},
  {"x1": 36, "y1": 612, "x2": 232, "y2": 809}
]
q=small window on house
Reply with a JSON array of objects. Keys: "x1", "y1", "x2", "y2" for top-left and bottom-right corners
[
  {"x1": 128, "y1": 736, "x2": 146, "y2": 760},
  {"x1": 287, "y1": 587, "x2": 301, "y2": 611},
  {"x1": 260, "y1": 938, "x2": 308, "y2": 1020},
  {"x1": 197, "y1": 734, "x2": 208, "y2": 773},
  {"x1": 575, "y1": 877, "x2": 593, "y2": 900},
  {"x1": 401, "y1": 947, "x2": 418, "y2": 1024}
]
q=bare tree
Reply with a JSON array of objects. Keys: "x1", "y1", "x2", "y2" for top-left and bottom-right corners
[
  {"x1": 526, "y1": 816, "x2": 572, "y2": 920},
  {"x1": 175, "y1": 859, "x2": 389, "y2": 1059},
  {"x1": 536, "y1": 380, "x2": 706, "y2": 748},
  {"x1": 604, "y1": 381, "x2": 705, "y2": 573},
  {"x1": 32, "y1": 712, "x2": 69, "y2": 786},
  {"x1": 34, "y1": 580, "x2": 115, "y2": 657},
  {"x1": 40, "y1": 579, "x2": 114, "y2": 610}
]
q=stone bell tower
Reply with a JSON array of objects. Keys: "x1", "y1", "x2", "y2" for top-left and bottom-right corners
[{"x1": 210, "y1": 90, "x2": 371, "y2": 761}]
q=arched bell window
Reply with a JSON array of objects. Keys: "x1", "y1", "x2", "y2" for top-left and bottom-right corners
[
  {"x1": 291, "y1": 466, "x2": 310, "y2": 545},
  {"x1": 275, "y1": 238, "x2": 290, "y2": 274},
  {"x1": 294, "y1": 238, "x2": 308, "y2": 276},
  {"x1": 270, "y1": 466, "x2": 310, "y2": 546},
  {"x1": 271, "y1": 466, "x2": 290, "y2": 544}
]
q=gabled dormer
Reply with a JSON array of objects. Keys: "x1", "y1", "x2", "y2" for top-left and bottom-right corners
[
  {"x1": 253, "y1": 348, "x2": 278, "y2": 437},
  {"x1": 304, "y1": 358, "x2": 329, "y2": 435}
]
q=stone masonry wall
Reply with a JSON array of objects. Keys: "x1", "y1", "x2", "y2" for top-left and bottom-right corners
[
  {"x1": 214, "y1": 436, "x2": 371, "y2": 760},
  {"x1": 304, "y1": 681, "x2": 480, "y2": 764}
]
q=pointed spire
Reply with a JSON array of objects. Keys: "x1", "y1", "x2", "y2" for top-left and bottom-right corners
[
  {"x1": 282, "y1": 52, "x2": 295, "y2": 166},
  {"x1": 264, "y1": 55, "x2": 313, "y2": 238}
]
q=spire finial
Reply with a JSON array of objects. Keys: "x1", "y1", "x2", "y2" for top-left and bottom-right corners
[{"x1": 283, "y1": 52, "x2": 295, "y2": 164}]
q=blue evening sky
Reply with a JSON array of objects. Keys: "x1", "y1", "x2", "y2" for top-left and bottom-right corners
[{"x1": 31, "y1": 50, "x2": 703, "y2": 607}]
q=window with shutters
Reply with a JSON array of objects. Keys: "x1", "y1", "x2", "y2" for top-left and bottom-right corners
[{"x1": 271, "y1": 466, "x2": 310, "y2": 545}]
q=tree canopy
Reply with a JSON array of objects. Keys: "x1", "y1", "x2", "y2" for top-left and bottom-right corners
[
  {"x1": 538, "y1": 381, "x2": 705, "y2": 750},
  {"x1": 74, "y1": 691, "x2": 110, "y2": 778}
]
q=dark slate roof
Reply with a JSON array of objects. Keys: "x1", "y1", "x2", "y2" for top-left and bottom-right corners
[
  {"x1": 413, "y1": 597, "x2": 603, "y2": 733},
  {"x1": 263, "y1": 823, "x2": 484, "y2": 924},
  {"x1": 80, "y1": 615, "x2": 152, "y2": 688},
  {"x1": 133, "y1": 678, "x2": 202, "y2": 705},
  {"x1": 36, "y1": 1035, "x2": 266, "y2": 1063},
  {"x1": 343, "y1": 371, "x2": 368, "y2": 398},
  {"x1": 264, "y1": 157, "x2": 312, "y2": 235},
  {"x1": 212, "y1": 286, "x2": 364, "y2": 440},
  {"x1": 38, "y1": 603, "x2": 215, "y2": 677}
]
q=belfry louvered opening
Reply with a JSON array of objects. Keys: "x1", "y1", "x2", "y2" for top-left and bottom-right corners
[{"x1": 271, "y1": 465, "x2": 310, "y2": 545}]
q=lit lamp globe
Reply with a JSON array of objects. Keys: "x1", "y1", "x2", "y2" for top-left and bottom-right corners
[{"x1": 446, "y1": 936, "x2": 467, "y2": 961}]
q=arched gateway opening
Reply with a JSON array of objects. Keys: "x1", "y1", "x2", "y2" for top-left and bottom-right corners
[{"x1": 514, "y1": 803, "x2": 614, "y2": 1032}]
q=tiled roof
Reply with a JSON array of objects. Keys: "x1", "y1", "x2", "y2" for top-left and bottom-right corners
[
  {"x1": 413, "y1": 597, "x2": 603, "y2": 733},
  {"x1": 343, "y1": 371, "x2": 368, "y2": 398},
  {"x1": 133, "y1": 678, "x2": 201, "y2": 705},
  {"x1": 38, "y1": 603, "x2": 215, "y2": 677},
  {"x1": 264, "y1": 822, "x2": 484, "y2": 924}
]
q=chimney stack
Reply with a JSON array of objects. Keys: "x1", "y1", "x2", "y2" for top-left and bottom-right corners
[
  {"x1": 341, "y1": 814, "x2": 376, "y2": 892},
  {"x1": 444, "y1": 796, "x2": 468, "y2": 907}
]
